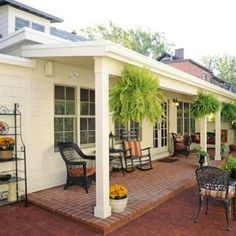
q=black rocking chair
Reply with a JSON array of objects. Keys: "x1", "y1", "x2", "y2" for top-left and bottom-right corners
[
  {"x1": 121, "y1": 131, "x2": 153, "y2": 172},
  {"x1": 58, "y1": 142, "x2": 96, "y2": 193},
  {"x1": 171, "y1": 133, "x2": 191, "y2": 158},
  {"x1": 194, "y1": 166, "x2": 236, "y2": 231}
]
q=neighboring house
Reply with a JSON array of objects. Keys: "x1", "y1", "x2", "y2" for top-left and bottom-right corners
[
  {"x1": 0, "y1": 0, "x2": 236, "y2": 219},
  {"x1": 158, "y1": 48, "x2": 235, "y2": 92}
]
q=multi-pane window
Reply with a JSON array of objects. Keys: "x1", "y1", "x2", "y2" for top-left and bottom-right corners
[
  {"x1": 32, "y1": 22, "x2": 45, "y2": 32},
  {"x1": 80, "y1": 89, "x2": 95, "y2": 147},
  {"x1": 114, "y1": 121, "x2": 142, "y2": 142},
  {"x1": 54, "y1": 85, "x2": 76, "y2": 149},
  {"x1": 15, "y1": 17, "x2": 30, "y2": 31},
  {"x1": 15, "y1": 17, "x2": 45, "y2": 32},
  {"x1": 177, "y1": 102, "x2": 195, "y2": 135}
]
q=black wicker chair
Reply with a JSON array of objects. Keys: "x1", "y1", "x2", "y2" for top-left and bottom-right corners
[
  {"x1": 194, "y1": 166, "x2": 236, "y2": 231},
  {"x1": 58, "y1": 142, "x2": 96, "y2": 193},
  {"x1": 121, "y1": 131, "x2": 153, "y2": 172},
  {"x1": 171, "y1": 133, "x2": 191, "y2": 158}
]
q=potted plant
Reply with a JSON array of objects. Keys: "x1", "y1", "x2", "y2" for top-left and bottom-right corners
[
  {"x1": 110, "y1": 184, "x2": 128, "y2": 213},
  {"x1": 195, "y1": 148, "x2": 208, "y2": 167},
  {"x1": 220, "y1": 156, "x2": 236, "y2": 179},
  {"x1": 221, "y1": 143, "x2": 229, "y2": 160},
  {"x1": 0, "y1": 137, "x2": 15, "y2": 161},
  {"x1": 109, "y1": 65, "x2": 166, "y2": 124},
  {"x1": 191, "y1": 91, "x2": 221, "y2": 119}
]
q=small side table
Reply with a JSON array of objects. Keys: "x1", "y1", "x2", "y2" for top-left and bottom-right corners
[{"x1": 109, "y1": 148, "x2": 125, "y2": 176}]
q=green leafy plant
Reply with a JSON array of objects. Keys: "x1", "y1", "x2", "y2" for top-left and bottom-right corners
[
  {"x1": 220, "y1": 156, "x2": 236, "y2": 174},
  {"x1": 221, "y1": 102, "x2": 236, "y2": 122},
  {"x1": 195, "y1": 148, "x2": 207, "y2": 157},
  {"x1": 191, "y1": 91, "x2": 221, "y2": 118},
  {"x1": 109, "y1": 65, "x2": 166, "y2": 124}
]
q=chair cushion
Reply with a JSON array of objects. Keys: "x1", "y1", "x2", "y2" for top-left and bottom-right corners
[
  {"x1": 200, "y1": 186, "x2": 235, "y2": 199},
  {"x1": 69, "y1": 167, "x2": 96, "y2": 177},
  {"x1": 176, "y1": 136, "x2": 184, "y2": 143},
  {"x1": 175, "y1": 143, "x2": 187, "y2": 150},
  {"x1": 124, "y1": 140, "x2": 142, "y2": 158}
]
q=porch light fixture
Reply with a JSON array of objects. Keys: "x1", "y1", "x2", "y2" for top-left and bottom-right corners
[{"x1": 173, "y1": 98, "x2": 179, "y2": 106}]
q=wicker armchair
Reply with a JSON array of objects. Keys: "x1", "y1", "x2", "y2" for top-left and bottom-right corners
[
  {"x1": 122, "y1": 131, "x2": 153, "y2": 172},
  {"x1": 171, "y1": 133, "x2": 191, "y2": 158},
  {"x1": 194, "y1": 166, "x2": 236, "y2": 231},
  {"x1": 58, "y1": 142, "x2": 96, "y2": 193}
]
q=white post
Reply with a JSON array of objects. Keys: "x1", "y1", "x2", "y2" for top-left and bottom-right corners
[
  {"x1": 200, "y1": 116, "x2": 207, "y2": 152},
  {"x1": 94, "y1": 57, "x2": 111, "y2": 218},
  {"x1": 215, "y1": 111, "x2": 221, "y2": 160}
]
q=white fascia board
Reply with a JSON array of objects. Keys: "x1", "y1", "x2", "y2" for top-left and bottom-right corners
[
  {"x1": 0, "y1": 53, "x2": 35, "y2": 68},
  {"x1": 0, "y1": 27, "x2": 68, "y2": 51},
  {"x1": 22, "y1": 40, "x2": 236, "y2": 100}
]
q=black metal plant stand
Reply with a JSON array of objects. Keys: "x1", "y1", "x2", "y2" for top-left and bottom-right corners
[{"x1": 0, "y1": 103, "x2": 28, "y2": 207}]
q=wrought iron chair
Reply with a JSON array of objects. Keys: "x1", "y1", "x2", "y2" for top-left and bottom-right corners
[
  {"x1": 171, "y1": 133, "x2": 191, "y2": 158},
  {"x1": 121, "y1": 131, "x2": 153, "y2": 172},
  {"x1": 194, "y1": 166, "x2": 236, "y2": 231},
  {"x1": 58, "y1": 142, "x2": 96, "y2": 193}
]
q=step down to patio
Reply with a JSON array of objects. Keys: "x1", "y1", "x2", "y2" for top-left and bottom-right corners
[{"x1": 28, "y1": 159, "x2": 199, "y2": 235}]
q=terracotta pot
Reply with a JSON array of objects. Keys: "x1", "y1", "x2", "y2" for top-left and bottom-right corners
[{"x1": 110, "y1": 197, "x2": 128, "y2": 213}]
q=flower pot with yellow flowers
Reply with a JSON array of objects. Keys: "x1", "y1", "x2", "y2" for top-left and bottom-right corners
[
  {"x1": 110, "y1": 184, "x2": 128, "y2": 213},
  {"x1": 0, "y1": 137, "x2": 15, "y2": 161}
]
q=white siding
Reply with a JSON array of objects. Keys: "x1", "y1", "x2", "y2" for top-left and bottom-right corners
[
  {"x1": 8, "y1": 6, "x2": 51, "y2": 35},
  {"x1": 0, "y1": 5, "x2": 9, "y2": 37}
]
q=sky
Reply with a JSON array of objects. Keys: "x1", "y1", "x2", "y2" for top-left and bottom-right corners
[{"x1": 19, "y1": 0, "x2": 236, "y2": 62}]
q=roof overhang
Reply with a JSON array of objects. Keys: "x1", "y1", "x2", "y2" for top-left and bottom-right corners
[
  {"x1": 0, "y1": 0, "x2": 63, "y2": 23},
  {"x1": 0, "y1": 27, "x2": 68, "y2": 52},
  {"x1": 22, "y1": 41, "x2": 236, "y2": 101}
]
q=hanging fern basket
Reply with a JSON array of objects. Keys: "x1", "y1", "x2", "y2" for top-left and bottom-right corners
[
  {"x1": 191, "y1": 91, "x2": 221, "y2": 118},
  {"x1": 109, "y1": 65, "x2": 166, "y2": 124}
]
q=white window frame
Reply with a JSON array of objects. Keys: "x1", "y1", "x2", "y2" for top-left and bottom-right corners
[
  {"x1": 54, "y1": 85, "x2": 77, "y2": 150},
  {"x1": 177, "y1": 102, "x2": 195, "y2": 135},
  {"x1": 80, "y1": 88, "x2": 95, "y2": 148}
]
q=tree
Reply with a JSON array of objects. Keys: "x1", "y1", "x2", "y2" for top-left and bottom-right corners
[
  {"x1": 202, "y1": 54, "x2": 236, "y2": 87},
  {"x1": 78, "y1": 21, "x2": 173, "y2": 59}
]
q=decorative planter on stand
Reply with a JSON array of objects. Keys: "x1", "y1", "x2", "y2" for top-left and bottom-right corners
[
  {"x1": 110, "y1": 197, "x2": 128, "y2": 213},
  {"x1": 0, "y1": 151, "x2": 13, "y2": 161}
]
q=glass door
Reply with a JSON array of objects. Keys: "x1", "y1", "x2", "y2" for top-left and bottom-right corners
[{"x1": 153, "y1": 102, "x2": 169, "y2": 152}]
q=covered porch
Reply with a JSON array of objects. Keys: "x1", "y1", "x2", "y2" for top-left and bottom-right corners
[
  {"x1": 28, "y1": 156, "x2": 215, "y2": 234},
  {"x1": 21, "y1": 41, "x2": 236, "y2": 220}
]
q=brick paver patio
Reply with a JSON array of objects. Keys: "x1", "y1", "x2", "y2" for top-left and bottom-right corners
[{"x1": 28, "y1": 156, "x2": 218, "y2": 235}]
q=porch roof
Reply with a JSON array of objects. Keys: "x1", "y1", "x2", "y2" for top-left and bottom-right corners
[{"x1": 22, "y1": 41, "x2": 236, "y2": 101}]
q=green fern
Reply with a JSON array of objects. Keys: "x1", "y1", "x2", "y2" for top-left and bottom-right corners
[
  {"x1": 221, "y1": 102, "x2": 236, "y2": 123},
  {"x1": 109, "y1": 65, "x2": 166, "y2": 124},
  {"x1": 191, "y1": 91, "x2": 221, "y2": 118}
]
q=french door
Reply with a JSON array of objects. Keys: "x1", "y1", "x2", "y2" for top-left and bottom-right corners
[{"x1": 153, "y1": 102, "x2": 169, "y2": 153}]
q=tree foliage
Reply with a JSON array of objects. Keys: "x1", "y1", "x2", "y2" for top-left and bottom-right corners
[
  {"x1": 202, "y1": 54, "x2": 236, "y2": 87},
  {"x1": 109, "y1": 65, "x2": 166, "y2": 124},
  {"x1": 78, "y1": 21, "x2": 172, "y2": 59},
  {"x1": 191, "y1": 91, "x2": 221, "y2": 118}
]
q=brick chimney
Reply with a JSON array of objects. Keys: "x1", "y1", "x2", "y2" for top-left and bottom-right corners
[{"x1": 175, "y1": 48, "x2": 184, "y2": 59}]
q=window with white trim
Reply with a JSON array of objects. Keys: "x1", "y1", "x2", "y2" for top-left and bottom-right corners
[
  {"x1": 80, "y1": 88, "x2": 95, "y2": 147},
  {"x1": 177, "y1": 102, "x2": 195, "y2": 135},
  {"x1": 15, "y1": 17, "x2": 29, "y2": 31},
  {"x1": 114, "y1": 120, "x2": 142, "y2": 142},
  {"x1": 32, "y1": 22, "x2": 45, "y2": 32},
  {"x1": 54, "y1": 85, "x2": 77, "y2": 149}
]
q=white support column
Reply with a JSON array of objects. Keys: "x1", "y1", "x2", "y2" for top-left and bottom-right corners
[
  {"x1": 215, "y1": 111, "x2": 221, "y2": 160},
  {"x1": 94, "y1": 57, "x2": 111, "y2": 219},
  {"x1": 200, "y1": 116, "x2": 207, "y2": 152}
]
